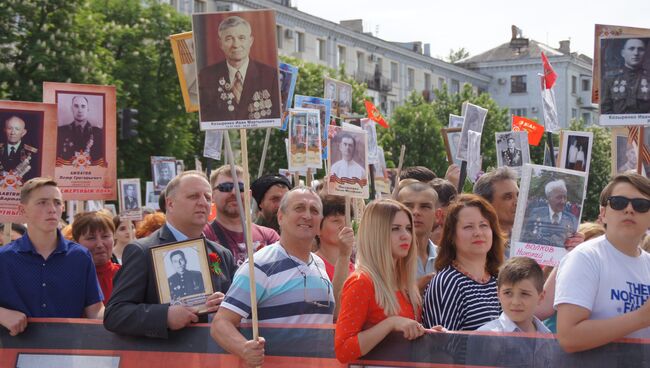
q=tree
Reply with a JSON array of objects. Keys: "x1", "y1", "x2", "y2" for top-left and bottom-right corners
[{"x1": 446, "y1": 47, "x2": 470, "y2": 63}]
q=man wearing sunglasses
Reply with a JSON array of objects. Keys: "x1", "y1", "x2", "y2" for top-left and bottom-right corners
[
  {"x1": 211, "y1": 187, "x2": 334, "y2": 367},
  {"x1": 555, "y1": 172, "x2": 650, "y2": 353},
  {"x1": 203, "y1": 165, "x2": 279, "y2": 267}
]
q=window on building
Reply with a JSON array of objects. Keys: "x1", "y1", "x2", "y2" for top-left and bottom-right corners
[
  {"x1": 390, "y1": 101, "x2": 397, "y2": 114},
  {"x1": 510, "y1": 108, "x2": 528, "y2": 116},
  {"x1": 510, "y1": 75, "x2": 527, "y2": 93},
  {"x1": 391, "y1": 62, "x2": 398, "y2": 83},
  {"x1": 582, "y1": 112, "x2": 591, "y2": 124},
  {"x1": 357, "y1": 51, "x2": 365, "y2": 75},
  {"x1": 337, "y1": 46, "x2": 346, "y2": 69},
  {"x1": 582, "y1": 79, "x2": 590, "y2": 92},
  {"x1": 438, "y1": 77, "x2": 446, "y2": 90},
  {"x1": 276, "y1": 26, "x2": 283, "y2": 49},
  {"x1": 317, "y1": 39, "x2": 326, "y2": 61},
  {"x1": 295, "y1": 32, "x2": 305, "y2": 53},
  {"x1": 407, "y1": 68, "x2": 415, "y2": 90},
  {"x1": 572, "y1": 108, "x2": 578, "y2": 119},
  {"x1": 193, "y1": 0, "x2": 205, "y2": 12},
  {"x1": 451, "y1": 79, "x2": 460, "y2": 94},
  {"x1": 571, "y1": 75, "x2": 577, "y2": 94},
  {"x1": 424, "y1": 73, "x2": 431, "y2": 91}
]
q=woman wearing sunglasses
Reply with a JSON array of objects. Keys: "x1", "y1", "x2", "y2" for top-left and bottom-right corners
[
  {"x1": 555, "y1": 172, "x2": 650, "y2": 353},
  {"x1": 335, "y1": 199, "x2": 423, "y2": 363}
]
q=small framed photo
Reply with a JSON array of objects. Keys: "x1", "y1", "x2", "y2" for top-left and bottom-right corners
[
  {"x1": 118, "y1": 178, "x2": 142, "y2": 221},
  {"x1": 145, "y1": 181, "x2": 160, "y2": 210},
  {"x1": 151, "y1": 156, "x2": 177, "y2": 194},
  {"x1": 457, "y1": 102, "x2": 488, "y2": 161},
  {"x1": 448, "y1": 114, "x2": 464, "y2": 128},
  {"x1": 511, "y1": 164, "x2": 588, "y2": 266},
  {"x1": 611, "y1": 127, "x2": 639, "y2": 176},
  {"x1": 327, "y1": 125, "x2": 369, "y2": 199},
  {"x1": 557, "y1": 131, "x2": 593, "y2": 173},
  {"x1": 279, "y1": 62, "x2": 299, "y2": 130},
  {"x1": 294, "y1": 95, "x2": 332, "y2": 159},
  {"x1": 495, "y1": 131, "x2": 531, "y2": 176},
  {"x1": 150, "y1": 238, "x2": 214, "y2": 313},
  {"x1": 324, "y1": 77, "x2": 338, "y2": 115},
  {"x1": 361, "y1": 118, "x2": 379, "y2": 165},
  {"x1": 441, "y1": 127, "x2": 462, "y2": 166},
  {"x1": 169, "y1": 31, "x2": 199, "y2": 113}
]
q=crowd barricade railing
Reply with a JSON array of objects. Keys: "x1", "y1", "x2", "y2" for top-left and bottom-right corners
[{"x1": 1, "y1": 318, "x2": 650, "y2": 367}]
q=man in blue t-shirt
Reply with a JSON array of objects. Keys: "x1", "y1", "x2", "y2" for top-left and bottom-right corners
[{"x1": 0, "y1": 178, "x2": 104, "y2": 336}]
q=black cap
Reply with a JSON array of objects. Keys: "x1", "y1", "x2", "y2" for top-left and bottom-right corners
[{"x1": 251, "y1": 174, "x2": 292, "y2": 209}]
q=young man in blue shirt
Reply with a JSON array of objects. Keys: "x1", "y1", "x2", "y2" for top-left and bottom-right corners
[{"x1": 0, "y1": 177, "x2": 104, "y2": 336}]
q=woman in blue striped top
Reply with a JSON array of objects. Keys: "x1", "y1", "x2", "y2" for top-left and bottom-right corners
[{"x1": 422, "y1": 194, "x2": 504, "y2": 331}]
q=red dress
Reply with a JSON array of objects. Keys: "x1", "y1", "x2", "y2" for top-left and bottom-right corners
[{"x1": 335, "y1": 271, "x2": 419, "y2": 363}]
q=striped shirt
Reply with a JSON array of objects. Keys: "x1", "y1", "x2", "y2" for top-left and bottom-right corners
[
  {"x1": 221, "y1": 242, "x2": 335, "y2": 324},
  {"x1": 422, "y1": 266, "x2": 501, "y2": 331}
]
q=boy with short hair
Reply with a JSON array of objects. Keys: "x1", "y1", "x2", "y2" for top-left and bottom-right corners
[
  {"x1": 0, "y1": 178, "x2": 104, "y2": 336},
  {"x1": 479, "y1": 257, "x2": 550, "y2": 333}
]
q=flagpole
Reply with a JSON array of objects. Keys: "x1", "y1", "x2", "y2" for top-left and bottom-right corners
[
  {"x1": 457, "y1": 161, "x2": 467, "y2": 193},
  {"x1": 547, "y1": 132, "x2": 556, "y2": 167}
]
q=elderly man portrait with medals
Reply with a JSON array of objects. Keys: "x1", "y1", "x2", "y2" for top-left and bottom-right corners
[
  {"x1": 56, "y1": 95, "x2": 105, "y2": 166},
  {"x1": 197, "y1": 15, "x2": 280, "y2": 123},
  {"x1": 0, "y1": 115, "x2": 39, "y2": 183}
]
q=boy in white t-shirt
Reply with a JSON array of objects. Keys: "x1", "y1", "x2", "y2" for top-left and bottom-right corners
[{"x1": 555, "y1": 172, "x2": 650, "y2": 352}]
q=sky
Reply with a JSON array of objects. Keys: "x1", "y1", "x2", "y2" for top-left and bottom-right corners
[{"x1": 293, "y1": 0, "x2": 650, "y2": 60}]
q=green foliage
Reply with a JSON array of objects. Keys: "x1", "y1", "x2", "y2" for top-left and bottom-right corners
[{"x1": 446, "y1": 47, "x2": 470, "y2": 63}]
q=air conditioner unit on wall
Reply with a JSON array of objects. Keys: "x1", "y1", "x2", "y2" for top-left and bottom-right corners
[
  {"x1": 285, "y1": 29, "x2": 294, "y2": 39},
  {"x1": 498, "y1": 78, "x2": 507, "y2": 85},
  {"x1": 531, "y1": 106, "x2": 538, "y2": 113}
]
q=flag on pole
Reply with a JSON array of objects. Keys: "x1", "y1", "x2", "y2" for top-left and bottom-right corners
[
  {"x1": 364, "y1": 100, "x2": 389, "y2": 128},
  {"x1": 540, "y1": 52, "x2": 560, "y2": 133},
  {"x1": 512, "y1": 115, "x2": 544, "y2": 146}
]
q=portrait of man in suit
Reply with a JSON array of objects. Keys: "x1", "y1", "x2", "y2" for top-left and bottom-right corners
[
  {"x1": 521, "y1": 179, "x2": 579, "y2": 247},
  {"x1": 0, "y1": 115, "x2": 39, "y2": 182},
  {"x1": 501, "y1": 137, "x2": 523, "y2": 167},
  {"x1": 123, "y1": 183, "x2": 139, "y2": 210},
  {"x1": 197, "y1": 15, "x2": 280, "y2": 123},
  {"x1": 167, "y1": 249, "x2": 205, "y2": 301},
  {"x1": 57, "y1": 95, "x2": 105, "y2": 164}
]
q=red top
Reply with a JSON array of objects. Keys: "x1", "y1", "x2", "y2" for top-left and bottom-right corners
[
  {"x1": 335, "y1": 271, "x2": 419, "y2": 363},
  {"x1": 320, "y1": 256, "x2": 355, "y2": 281},
  {"x1": 96, "y1": 261, "x2": 121, "y2": 305}
]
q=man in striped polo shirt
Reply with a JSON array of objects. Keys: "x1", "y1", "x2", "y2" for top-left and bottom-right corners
[{"x1": 211, "y1": 187, "x2": 334, "y2": 367}]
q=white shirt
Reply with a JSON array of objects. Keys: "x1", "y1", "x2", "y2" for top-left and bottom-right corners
[
  {"x1": 568, "y1": 144, "x2": 578, "y2": 163},
  {"x1": 478, "y1": 312, "x2": 551, "y2": 333},
  {"x1": 416, "y1": 240, "x2": 437, "y2": 277},
  {"x1": 331, "y1": 159, "x2": 365, "y2": 179},
  {"x1": 547, "y1": 205, "x2": 563, "y2": 223},
  {"x1": 6, "y1": 142, "x2": 20, "y2": 154},
  {"x1": 226, "y1": 58, "x2": 250, "y2": 85},
  {"x1": 555, "y1": 235, "x2": 650, "y2": 339}
]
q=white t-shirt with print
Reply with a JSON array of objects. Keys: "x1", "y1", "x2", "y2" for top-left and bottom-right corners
[{"x1": 555, "y1": 235, "x2": 650, "y2": 339}]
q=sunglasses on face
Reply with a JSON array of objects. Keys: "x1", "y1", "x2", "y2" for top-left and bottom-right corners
[
  {"x1": 214, "y1": 182, "x2": 245, "y2": 193},
  {"x1": 607, "y1": 196, "x2": 650, "y2": 213}
]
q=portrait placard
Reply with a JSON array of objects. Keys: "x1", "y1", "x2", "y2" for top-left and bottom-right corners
[
  {"x1": 150, "y1": 238, "x2": 214, "y2": 314},
  {"x1": 305, "y1": 109, "x2": 322, "y2": 169},
  {"x1": 145, "y1": 181, "x2": 160, "y2": 210},
  {"x1": 279, "y1": 62, "x2": 299, "y2": 130},
  {"x1": 0, "y1": 101, "x2": 57, "y2": 223},
  {"x1": 557, "y1": 130, "x2": 593, "y2": 173},
  {"x1": 373, "y1": 146, "x2": 391, "y2": 195},
  {"x1": 324, "y1": 77, "x2": 338, "y2": 116},
  {"x1": 288, "y1": 109, "x2": 323, "y2": 171},
  {"x1": 360, "y1": 119, "x2": 379, "y2": 165},
  {"x1": 327, "y1": 125, "x2": 369, "y2": 199},
  {"x1": 151, "y1": 156, "x2": 177, "y2": 194},
  {"x1": 511, "y1": 164, "x2": 588, "y2": 267},
  {"x1": 43, "y1": 82, "x2": 117, "y2": 201},
  {"x1": 611, "y1": 127, "x2": 638, "y2": 175},
  {"x1": 441, "y1": 127, "x2": 462, "y2": 166},
  {"x1": 467, "y1": 130, "x2": 483, "y2": 183},
  {"x1": 169, "y1": 31, "x2": 199, "y2": 113},
  {"x1": 323, "y1": 77, "x2": 353, "y2": 118},
  {"x1": 593, "y1": 24, "x2": 650, "y2": 125},
  {"x1": 495, "y1": 131, "x2": 531, "y2": 176},
  {"x1": 294, "y1": 95, "x2": 332, "y2": 159},
  {"x1": 118, "y1": 178, "x2": 142, "y2": 221},
  {"x1": 193, "y1": 10, "x2": 281, "y2": 130},
  {"x1": 203, "y1": 129, "x2": 224, "y2": 160},
  {"x1": 448, "y1": 114, "x2": 464, "y2": 128},
  {"x1": 457, "y1": 102, "x2": 488, "y2": 161}
]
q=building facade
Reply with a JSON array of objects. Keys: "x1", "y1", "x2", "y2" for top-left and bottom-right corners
[{"x1": 459, "y1": 27, "x2": 596, "y2": 128}]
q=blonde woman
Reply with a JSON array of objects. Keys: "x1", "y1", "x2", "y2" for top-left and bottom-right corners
[{"x1": 335, "y1": 199, "x2": 424, "y2": 363}]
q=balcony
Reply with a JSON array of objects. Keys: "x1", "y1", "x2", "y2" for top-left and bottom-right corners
[{"x1": 353, "y1": 71, "x2": 392, "y2": 93}]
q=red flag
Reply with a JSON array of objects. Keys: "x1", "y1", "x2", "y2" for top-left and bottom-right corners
[
  {"x1": 541, "y1": 52, "x2": 557, "y2": 89},
  {"x1": 364, "y1": 100, "x2": 389, "y2": 128},
  {"x1": 512, "y1": 115, "x2": 544, "y2": 146}
]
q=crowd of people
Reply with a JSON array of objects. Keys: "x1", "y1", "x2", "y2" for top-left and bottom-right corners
[{"x1": 1, "y1": 163, "x2": 650, "y2": 367}]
